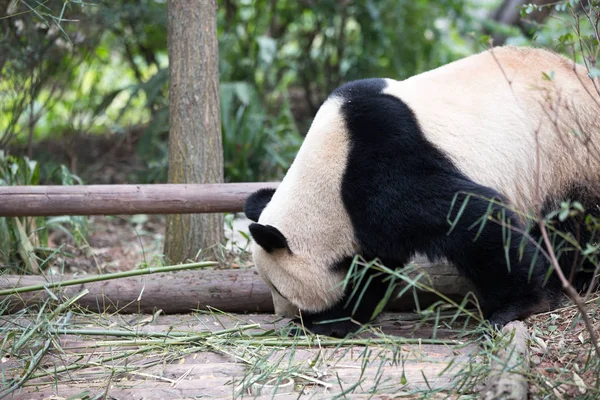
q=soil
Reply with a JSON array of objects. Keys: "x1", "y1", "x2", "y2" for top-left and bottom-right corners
[
  {"x1": 11, "y1": 127, "x2": 151, "y2": 185},
  {"x1": 47, "y1": 214, "x2": 166, "y2": 275},
  {"x1": 45, "y1": 213, "x2": 253, "y2": 276},
  {"x1": 527, "y1": 306, "x2": 600, "y2": 398}
]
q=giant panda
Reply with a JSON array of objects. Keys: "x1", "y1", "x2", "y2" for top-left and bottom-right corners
[{"x1": 244, "y1": 46, "x2": 600, "y2": 337}]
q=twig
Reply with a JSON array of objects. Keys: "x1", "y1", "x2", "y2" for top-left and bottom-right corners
[{"x1": 234, "y1": 337, "x2": 460, "y2": 346}]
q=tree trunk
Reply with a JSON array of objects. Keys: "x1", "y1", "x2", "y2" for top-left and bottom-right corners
[
  {"x1": 165, "y1": 0, "x2": 224, "y2": 262},
  {"x1": 491, "y1": 0, "x2": 555, "y2": 45}
]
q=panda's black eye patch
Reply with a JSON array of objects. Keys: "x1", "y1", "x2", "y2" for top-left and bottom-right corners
[{"x1": 249, "y1": 223, "x2": 289, "y2": 253}]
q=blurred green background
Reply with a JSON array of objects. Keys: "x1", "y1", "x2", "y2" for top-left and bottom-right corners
[{"x1": 0, "y1": 0, "x2": 595, "y2": 184}]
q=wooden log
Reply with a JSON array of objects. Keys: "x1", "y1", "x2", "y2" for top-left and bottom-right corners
[
  {"x1": 0, "y1": 269, "x2": 273, "y2": 314},
  {"x1": 0, "y1": 258, "x2": 473, "y2": 314},
  {"x1": 0, "y1": 182, "x2": 279, "y2": 217},
  {"x1": 12, "y1": 317, "x2": 477, "y2": 399}
]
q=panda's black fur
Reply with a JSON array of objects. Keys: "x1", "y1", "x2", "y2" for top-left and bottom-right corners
[
  {"x1": 245, "y1": 50, "x2": 600, "y2": 337},
  {"x1": 536, "y1": 185, "x2": 600, "y2": 290}
]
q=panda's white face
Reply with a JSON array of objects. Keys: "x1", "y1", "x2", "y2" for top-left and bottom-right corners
[
  {"x1": 250, "y1": 236, "x2": 347, "y2": 316},
  {"x1": 245, "y1": 97, "x2": 357, "y2": 317}
]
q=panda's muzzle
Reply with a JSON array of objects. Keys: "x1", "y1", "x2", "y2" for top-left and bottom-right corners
[
  {"x1": 269, "y1": 280, "x2": 288, "y2": 301},
  {"x1": 266, "y1": 279, "x2": 299, "y2": 318}
]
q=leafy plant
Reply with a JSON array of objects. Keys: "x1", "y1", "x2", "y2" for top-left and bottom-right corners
[
  {"x1": 2, "y1": 0, "x2": 478, "y2": 184},
  {"x1": 0, "y1": 151, "x2": 87, "y2": 273},
  {"x1": 218, "y1": 0, "x2": 471, "y2": 118},
  {"x1": 0, "y1": 1, "x2": 103, "y2": 149},
  {"x1": 221, "y1": 82, "x2": 302, "y2": 182}
]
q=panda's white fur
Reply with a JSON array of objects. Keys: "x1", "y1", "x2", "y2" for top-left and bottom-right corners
[
  {"x1": 386, "y1": 47, "x2": 600, "y2": 213},
  {"x1": 248, "y1": 46, "x2": 600, "y2": 330},
  {"x1": 254, "y1": 98, "x2": 356, "y2": 316}
]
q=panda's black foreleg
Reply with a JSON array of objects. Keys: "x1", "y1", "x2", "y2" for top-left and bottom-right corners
[{"x1": 440, "y1": 186, "x2": 561, "y2": 328}]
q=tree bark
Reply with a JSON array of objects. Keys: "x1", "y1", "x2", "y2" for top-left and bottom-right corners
[{"x1": 165, "y1": 0, "x2": 224, "y2": 262}]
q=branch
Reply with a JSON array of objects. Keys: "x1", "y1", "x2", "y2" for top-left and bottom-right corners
[{"x1": 490, "y1": 0, "x2": 556, "y2": 45}]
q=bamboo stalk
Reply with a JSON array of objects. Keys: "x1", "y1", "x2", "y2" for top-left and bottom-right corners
[
  {"x1": 20, "y1": 324, "x2": 262, "y2": 341},
  {"x1": 29, "y1": 344, "x2": 164, "y2": 379},
  {"x1": 44, "y1": 329, "x2": 195, "y2": 338},
  {"x1": 0, "y1": 262, "x2": 217, "y2": 296},
  {"x1": 235, "y1": 337, "x2": 461, "y2": 346}
]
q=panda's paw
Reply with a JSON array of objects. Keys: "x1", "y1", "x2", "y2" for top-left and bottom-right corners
[
  {"x1": 486, "y1": 315, "x2": 509, "y2": 331},
  {"x1": 486, "y1": 302, "x2": 531, "y2": 331}
]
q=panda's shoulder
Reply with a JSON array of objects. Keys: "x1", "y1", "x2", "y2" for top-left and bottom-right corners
[
  {"x1": 327, "y1": 78, "x2": 416, "y2": 134},
  {"x1": 330, "y1": 78, "x2": 388, "y2": 101}
]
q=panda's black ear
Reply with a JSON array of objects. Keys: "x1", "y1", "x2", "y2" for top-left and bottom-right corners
[
  {"x1": 249, "y1": 223, "x2": 288, "y2": 253},
  {"x1": 244, "y1": 188, "x2": 277, "y2": 222}
]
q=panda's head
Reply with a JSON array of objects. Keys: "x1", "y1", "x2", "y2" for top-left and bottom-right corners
[
  {"x1": 245, "y1": 194, "x2": 351, "y2": 320},
  {"x1": 244, "y1": 190, "x2": 353, "y2": 320},
  {"x1": 244, "y1": 97, "x2": 359, "y2": 328}
]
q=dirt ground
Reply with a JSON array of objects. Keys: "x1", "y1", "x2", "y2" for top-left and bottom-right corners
[
  {"x1": 46, "y1": 213, "x2": 253, "y2": 275},
  {"x1": 47, "y1": 214, "x2": 164, "y2": 274},
  {"x1": 527, "y1": 308, "x2": 600, "y2": 398}
]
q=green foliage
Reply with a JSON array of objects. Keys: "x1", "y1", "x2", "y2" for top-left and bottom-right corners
[
  {"x1": 0, "y1": 1, "x2": 103, "y2": 148},
  {"x1": 218, "y1": 0, "x2": 471, "y2": 114},
  {"x1": 0, "y1": 151, "x2": 87, "y2": 273},
  {"x1": 215, "y1": 0, "x2": 474, "y2": 180},
  {"x1": 2, "y1": 0, "x2": 478, "y2": 183},
  {"x1": 505, "y1": 0, "x2": 600, "y2": 58},
  {"x1": 90, "y1": 1, "x2": 169, "y2": 132},
  {"x1": 8, "y1": 1, "x2": 598, "y2": 184},
  {"x1": 221, "y1": 82, "x2": 301, "y2": 182}
]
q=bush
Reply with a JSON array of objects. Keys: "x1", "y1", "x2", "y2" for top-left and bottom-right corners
[{"x1": 0, "y1": 151, "x2": 87, "y2": 273}]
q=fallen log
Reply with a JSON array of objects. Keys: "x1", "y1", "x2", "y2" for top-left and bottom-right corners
[
  {"x1": 0, "y1": 268, "x2": 273, "y2": 314},
  {"x1": 0, "y1": 258, "x2": 473, "y2": 314},
  {"x1": 0, "y1": 182, "x2": 279, "y2": 217}
]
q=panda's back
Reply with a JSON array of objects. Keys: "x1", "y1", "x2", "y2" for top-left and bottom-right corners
[
  {"x1": 266, "y1": 46, "x2": 599, "y2": 232},
  {"x1": 384, "y1": 46, "x2": 600, "y2": 212}
]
